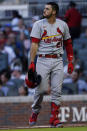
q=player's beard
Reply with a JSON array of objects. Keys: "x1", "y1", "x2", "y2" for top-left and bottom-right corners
[{"x1": 43, "y1": 12, "x2": 52, "y2": 19}]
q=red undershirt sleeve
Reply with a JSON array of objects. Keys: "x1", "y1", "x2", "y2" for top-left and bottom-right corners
[
  {"x1": 31, "y1": 37, "x2": 40, "y2": 43},
  {"x1": 64, "y1": 38, "x2": 73, "y2": 62}
]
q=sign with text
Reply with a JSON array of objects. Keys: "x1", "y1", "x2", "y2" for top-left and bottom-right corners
[{"x1": 59, "y1": 106, "x2": 87, "y2": 123}]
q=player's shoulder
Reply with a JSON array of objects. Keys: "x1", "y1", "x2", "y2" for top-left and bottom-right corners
[
  {"x1": 33, "y1": 19, "x2": 47, "y2": 28},
  {"x1": 34, "y1": 19, "x2": 45, "y2": 25},
  {"x1": 56, "y1": 18, "x2": 67, "y2": 26}
]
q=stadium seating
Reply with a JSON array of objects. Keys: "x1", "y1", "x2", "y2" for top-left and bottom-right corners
[
  {"x1": 7, "y1": 87, "x2": 19, "y2": 96},
  {"x1": 78, "y1": 49, "x2": 87, "y2": 61},
  {"x1": 0, "y1": 89, "x2": 4, "y2": 96},
  {"x1": 62, "y1": 83, "x2": 78, "y2": 95},
  {"x1": 0, "y1": 52, "x2": 8, "y2": 72}
]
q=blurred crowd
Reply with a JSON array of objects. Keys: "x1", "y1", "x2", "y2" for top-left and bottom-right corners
[
  {"x1": 0, "y1": 11, "x2": 35, "y2": 96},
  {"x1": 63, "y1": 1, "x2": 87, "y2": 95},
  {"x1": 0, "y1": 1, "x2": 87, "y2": 97}
]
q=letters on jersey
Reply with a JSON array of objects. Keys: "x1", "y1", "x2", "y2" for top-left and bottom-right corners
[{"x1": 30, "y1": 18, "x2": 71, "y2": 54}]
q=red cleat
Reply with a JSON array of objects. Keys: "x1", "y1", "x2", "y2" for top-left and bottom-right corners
[
  {"x1": 49, "y1": 102, "x2": 63, "y2": 128},
  {"x1": 29, "y1": 112, "x2": 38, "y2": 126}
]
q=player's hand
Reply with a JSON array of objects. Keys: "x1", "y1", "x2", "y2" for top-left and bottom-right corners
[
  {"x1": 68, "y1": 62, "x2": 74, "y2": 74},
  {"x1": 28, "y1": 62, "x2": 35, "y2": 72}
]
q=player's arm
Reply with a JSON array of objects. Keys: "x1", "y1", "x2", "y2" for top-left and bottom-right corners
[
  {"x1": 63, "y1": 22, "x2": 74, "y2": 74},
  {"x1": 25, "y1": 21, "x2": 41, "y2": 88},
  {"x1": 25, "y1": 37, "x2": 40, "y2": 88},
  {"x1": 30, "y1": 38, "x2": 40, "y2": 62},
  {"x1": 64, "y1": 39, "x2": 74, "y2": 74},
  {"x1": 30, "y1": 42, "x2": 38, "y2": 62},
  {"x1": 29, "y1": 37, "x2": 40, "y2": 71},
  {"x1": 28, "y1": 21, "x2": 41, "y2": 71},
  {"x1": 64, "y1": 39, "x2": 73, "y2": 62}
]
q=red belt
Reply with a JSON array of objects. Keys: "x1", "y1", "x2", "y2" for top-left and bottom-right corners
[{"x1": 39, "y1": 54, "x2": 62, "y2": 58}]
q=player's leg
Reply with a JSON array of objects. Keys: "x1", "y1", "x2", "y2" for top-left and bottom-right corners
[
  {"x1": 50, "y1": 58, "x2": 64, "y2": 127},
  {"x1": 29, "y1": 57, "x2": 50, "y2": 126},
  {"x1": 29, "y1": 93, "x2": 43, "y2": 126}
]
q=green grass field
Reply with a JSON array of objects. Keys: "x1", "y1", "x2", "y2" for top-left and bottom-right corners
[{"x1": 0, "y1": 127, "x2": 87, "y2": 131}]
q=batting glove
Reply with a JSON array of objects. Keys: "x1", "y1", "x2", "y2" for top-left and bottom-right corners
[
  {"x1": 68, "y1": 62, "x2": 74, "y2": 74},
  {"x1": 28, "y1": 62, "x2": 35, "y2": 72}
]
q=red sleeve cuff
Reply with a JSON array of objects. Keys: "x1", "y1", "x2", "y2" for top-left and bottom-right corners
[
  {"x1": 64, "y1": 39, "x2": 72, "y2": 45},
  {"x1": 31, "y1": 37, "x2": 40, "y2": 43}
]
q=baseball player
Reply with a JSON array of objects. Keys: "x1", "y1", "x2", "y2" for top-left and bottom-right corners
[{"x1": 25, "y1": 2, "x2": 74, "y2": 127}]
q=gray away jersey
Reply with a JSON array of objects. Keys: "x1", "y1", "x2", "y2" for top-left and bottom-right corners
[{"x1": 30, "y1": 18, "x2": 71, "y2": 55}]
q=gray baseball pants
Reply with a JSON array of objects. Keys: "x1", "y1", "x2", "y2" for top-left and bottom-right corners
[{"x1": 32, "y1": 56, "x2": 64, "y2": 113}]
